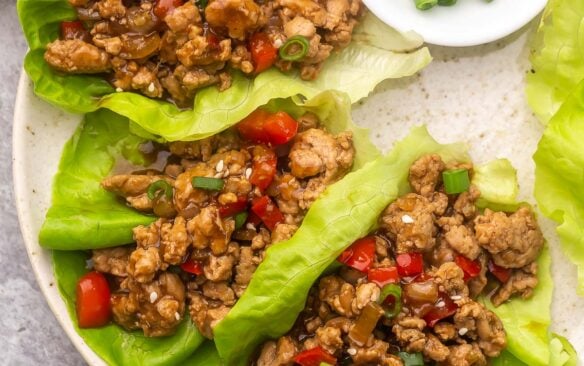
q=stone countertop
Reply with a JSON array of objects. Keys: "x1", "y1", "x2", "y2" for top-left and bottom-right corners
[{"x1": 1, "y1": 1, "x2": 85, "y2": 364}]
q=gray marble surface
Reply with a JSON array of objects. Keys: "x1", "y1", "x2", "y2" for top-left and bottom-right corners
[{"x1": 0, "y1": 1, "x2": 86, "y2": 365}]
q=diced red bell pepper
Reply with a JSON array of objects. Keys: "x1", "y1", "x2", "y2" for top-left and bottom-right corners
[
  {"x1": 423, "y1": 294, "x2": 458, "y2": 327},
  {"x1": 237, "y1": 109, "x2": 272, "y2": 144},
  {"x1": 367, "y1": 267, "x2": 400, "y2": 287},
  {"x1": 218, "y1": 196, "x2": 248, "y2": 217},
  {"x1": 250, "y1": 145, "x2": 277, "y2": 190},
  {"x1": 60, "y1": 21, "x2": 86, "y2": 40},
  {"x1": 263, "y1": 112, "x2": 299, "y2": 145},
  {"x1": 251, "y1": 196, "x2": 284, "y2": 231},
  {"x1": 76, "y1": 271, "x2": 111, "y2": 328},
  {"x1": 293, "y1": 346, "x2": 337, "y2": 366},
  {"x1": 180, "y1": 260, "x2": 204, "y2": 275},
  {"x1": 249, "y1": 32, "x2": 278, "y2": 73},
  {"x1": 488, "y1": 260, "x2": 511, "y2": 283},
  {"x1": 246, "y1": 211, "x2": 262, "y2": 227},
  {"x1": 338, "y1": 236, "x2": 377, "y2": 273},
  {"x1": 455, "y1": 255, "x2": 482, "y2": 281},
  {"x1": 396, "y1": 252, "x2": 424, "y2": 277},
  {"x1": 154, "y1": 0, "x2": 183, "y2": 18}
]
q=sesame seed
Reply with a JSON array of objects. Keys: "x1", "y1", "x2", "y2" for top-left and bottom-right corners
[
  {"x1": 347, "y1": 348, "x2": 357, "y2": 356},
  {"x1": 149, "y1": 292, "x2": 158, "y2": 303},
  {"x1": 450, "y1": 295, "x2": 462, "y2": 300},
  {"x1": 246, "y1": 223, "x2": 256, "y2": 230},
  {"x1": 436, "y1": 301, "x2": 445, "y2": 308},
  {"x1": 175, "y1": 312, "x2": 181, "y2": 321},
  {"x1": 274, "y1": 39, "x2": 283, "y2": 48},
  {"x1": 115, "y1": 87, "x2": 123, "y2": 93},
  {"x1": 245, "y1": 168, "x2": 252, "y2": 179},
  {"x1": 458, "y1": 327, "x2": 468, "y2": 336},
  {"x1": 147, "y1": 82, "x2": 155, "y2": 93},
  {"x1": 401, "y1": 214, "x2": 414, "y2": 224},
  {"x1": 216, "y1": 160, "x2": 224, "y2": 173}
]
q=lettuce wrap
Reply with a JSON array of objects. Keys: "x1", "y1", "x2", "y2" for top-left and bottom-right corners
[
  {"x1": 526, "y1": 0, "x2": 584, "y2": 124},
  {"x1": 213, "y1": 127, "x2": 576, "y2": 365},
  {"x1": 17, "y1": 0, "x2": 431, "y2": 142},
  {"x1": 46, "y1": 90, "x2": 379, "y2": 364}
]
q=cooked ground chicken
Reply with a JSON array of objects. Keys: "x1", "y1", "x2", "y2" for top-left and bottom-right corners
[
  {"x1": 88, "y1": 110, "x2": 355, "y2": 337},
  {"x1": 45, "y1": 0, "x2": 364, "y2": 106},
  {"x1": 255, "y1": 154, "x2": 544, "y2": 366}
]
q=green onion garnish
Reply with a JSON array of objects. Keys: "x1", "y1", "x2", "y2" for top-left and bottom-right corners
[
  {"x1": 147, "y1": 180, "x2": 173, "y2": 200},
  {"x1": 442, "y1": 168, "x2": 470, "y2": 194},
  {"x1": 378, "y1": 283, "x2": 402, "y2": 318},
  {"x1": 196, "y1": 0, "x2": 208, "y2": 8},
  {"x1": 438, "y1": 0, "x2": 457, "y2": 5},
  {"x1": 398, "y1": 352, "x2": 424, "y2": 366},
  {"x1": 278, "y1": 35, "x2": 310, "y2": 61},
  {"x1": 414, "y1": 0, "x2": 438, "y2": 10},
  {"x1": 191, "y1": 177, "x2": 225, "y2": 191},
  {"x1": 234, "y1": 212, "x2": 248, "y2": 230}
]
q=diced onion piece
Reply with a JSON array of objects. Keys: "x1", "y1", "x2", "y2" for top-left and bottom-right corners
[{"x1": 348, "y1": 302, "x2": 384, "y2": 346}]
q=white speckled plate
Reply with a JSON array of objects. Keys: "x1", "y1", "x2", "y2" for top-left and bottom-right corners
[
  {"x1": 364, "y1": 0, "x2": 547, "y2": 47},
  {"x1": 13, "y1": 20, "x2": 584, "y2": 365}
]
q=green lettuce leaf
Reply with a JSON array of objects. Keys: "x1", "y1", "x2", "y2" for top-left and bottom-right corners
[
  {"x1": 533, "y1": 80, "x2": 584, "y2": 295},
  {"x1": 39, "y1": 91, "x2": 379, "y2": 250},
  {"x1": 184, "y1": 342, "x2": 222, "y2": 365},
  {"x1": 52, "y1": 250, "x2": 205, "y2": 366},
  {"x1": 214, "y1": 127, "x2": 575, "y2": 365},
  {"x1": 526, "y1": 0, "x2": 584, "y2": 124},
  {"x1": 18, "y1": 0, "x2": 431, "y2": 141},
  {"x1": 39, "y1": 109, "x2": 156, "y2": 250}
]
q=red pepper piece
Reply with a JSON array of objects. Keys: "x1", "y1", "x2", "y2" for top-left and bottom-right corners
[
  {"x1": 263, "y1": 111, "x2": 299, "y2": 145},
  {"x1": 180, "y1": 260, "x2": 204, "y2": 275},
  {"x1": 154, "y1": 0, "x2": 183, "y2": 18},
  {"x1": 423, "y1": 294, "x2": 458, "y2": 327},
  {"x1": 60, "y1": 21, "x2": 86, "y2": 40},
  {"x1": 367, "y1": 267, "x2": 400, "y2": 287},
  {"x1": 396, "y1": 252, "x2": 424, "y2": 277},
  {"x1": 76, "y1": 271, "x2": 111, "y2": 328},
  {"x1": 488, "y1": 260, "x2": 511, "y2": 283},
  {"x1": 249, "y1": 32, "x2": 277, "y2": 73},
  {"x1": 455, "y1": 255, "x2": 482, "y2": 281},
  {"x1": 338, "y1": 236, "x2": 377, "y2": 273},
  {"x1": 293, "y1": 346, "x2": 337, "y2": 366},
  {"x1": 251, "y1": 196, "x2": 284, "y2": 231},
  {"x1": 246, "y1": 211, "x2": 262, "y2": 227},
  {"x1": 250, "y1": 145, "x2": 277, "y2": 190},
  {"x1": 237, "y1": 109, "x2": 272, "y2": 144},
  {"x1": 218, "y1": 196, "x2": 248, "y2": 217}
]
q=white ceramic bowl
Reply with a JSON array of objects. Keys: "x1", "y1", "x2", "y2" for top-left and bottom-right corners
[
  {"x1": 364, "y1": 0, "x2": 548, "y2": 47},
  {"x1": 13, "y1": 20, "x2": 584, "y2": 364}
]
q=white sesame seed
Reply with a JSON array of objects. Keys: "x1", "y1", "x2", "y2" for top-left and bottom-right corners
[
  {"x1": 147, "y1": 82, "x2": 155, "y2": 93},
  {"x1": 401, "y1": 214, "x2": 414, "y2": 224},
  {"x1": 149, "y1": 292, "x2": 158, "y2": 303},
  {"x1": 246, "y1": 223, "x2": 256, "y2": 230},
  {"x1": 115, "y1": 87, "x2": 123, "y2": 93},
  {"x1": 274, "y1": 39, "x2": 283, "y2": 48},
  {"x1": 347, "y1": 348, "x2": 357, "y2": 356},
  {"x1": 175, "y1": 312, "x2": 181, "y2": 321},
  {"x1": 216, "y1": 160, "x2": 224, "y2": 173},
  {"x1": 458, "y1": 327, "x2": 468, "y2": 336},
  {"x1": 450, "y1": 295, "x2": 462, "y2": 300},
  {"x1": 245, "y1": 168, "x2": 252, "y2": 179},
  {"x1": 436, "y1": 301, "x2": 445, "y2": 308}
]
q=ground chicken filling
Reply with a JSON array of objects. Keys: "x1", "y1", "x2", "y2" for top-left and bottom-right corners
[
  {"x1": 87, "y1": 109, "x2": 355, "y2": 338},
  {"x1": 255, "y1": 154, "x2": 544, "y2": 366},
  {"x1": 45, "y1": 0, "x2": 363, "y2": 107}
]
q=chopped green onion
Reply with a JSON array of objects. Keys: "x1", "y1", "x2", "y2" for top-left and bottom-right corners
[
  {"x1": 414, "y1": 0, "x2": 438, "y2": 10},
  {"x1": 278, "y1": 35, "x2": 309, "y2": 61},
  {"x1": 438, "y1": 0, "x2": 457, "y2": 5},
  {"x1": 234, "y1": 212, "x2": 248, "y2": 230},
  {"x1": 378, "y1": 283, "x2": 402, "y2": 318},
  {"x1": 191, "y1": 176, "x2": 225, "y2": 191},
  {"x1": 147, "y1": 180, "x2": 173, "y2": 200},
  {"x1": 196, "y1": 0, "x2": 208, "y2": 8},
  {"x1": 398, "y1": 352, "x2": 424, "y2": 366},
  {"x1": 442, "y1": 168, "x2": 470, "y2": 194}
]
